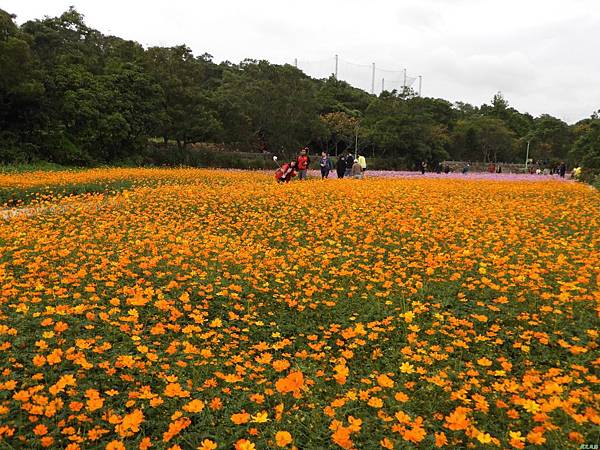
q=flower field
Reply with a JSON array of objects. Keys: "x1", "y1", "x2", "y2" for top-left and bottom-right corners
[{"x1": 0, "y1": 168, "x2": 598, "y2": 450}]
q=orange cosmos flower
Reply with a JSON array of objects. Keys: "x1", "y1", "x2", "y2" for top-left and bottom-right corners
[
  {"x1": 197, "y1": 439, "x2": 217, "y2": 450},
  {"x1": 275, "y1": 430, "x2": 293, "y2": 447},
  {"x1": 272, "y1": 359, "x2": 291, "y2": 372},
  {"x1": 40, "y1": 436, "x2": 54, "y2": 448},
  {"x1": 275, "y1": 370, "x2": 304, "y2": 394},
  {"x1": 444, "y1": 407, "x2": 470, "y2": 431},
  {"x1": 368, "y1": 397, "x2": 384, "y2": 408},
  {"x1": 106, "y1": 441, "x2": 126, "y2": 450},
  {"x1": 377, "y1": 374, "x2": 395, "y2": 388},
  {"x1": 163, "y1": 383, "x2": 190, "y2": 398},
  {"x1": 333, "y1": 364, "x2": 349, "y2": 385},
  {"x1": 33, "y1": 424, "x2": 48, "y2": 436},
  {"x1": 182, "y1": 399, "x2": 205, "y2": 413},
  {"x1": 477, "y1": 357, "x2": 493, "y2": 367},
  {"x1": 332, "y1": 426, "x2": 353, "y2": 449},
  {"x1": 380, "y1": 437, "x2": 394, "y2": 449},
  {"x1": 115, "y1": 409, "x2": 144, "y2": 437},
  {"x1": 231, "y1": 412, "x2": 251, "y2": 425},
  {"x1": 434, "y1": 432, "x2": 447, "y2": 447},
  {"x1": 234, "y1": 439, "x2": 256, "y2": 450}
]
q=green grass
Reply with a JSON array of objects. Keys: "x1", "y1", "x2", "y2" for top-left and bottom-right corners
[
  {"x1": 0, "y1": 180, "x2": 137, "y2": 207},
  {"x1": 0, "y1": 162, "x2": 71, "y2": 173}
]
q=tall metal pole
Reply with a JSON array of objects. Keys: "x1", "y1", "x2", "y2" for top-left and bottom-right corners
[
  {"x1": 525, "y1": 140, "x2": 530, "y2": 170},
  {"x1": 355, "y1": 123, "x2": 359, "y2": 159},
  {"x1": 371, "y1": 63, "x2": 375, "y2": 94},
  {"x1": 418, "y1": 75, "x2": 422, "y2": 96},
  {"x1": 294, "y1": 58, "x2": 298, "y2": 68},
  {"x1": 382, "y1": 78, "x2": 385, "y2": 92},
  {"x1": 403, "y1": 69, "x2": 407, "y2": 89},
  {"x1": 334, "y1": 54, "x2": 338, "y2": 79}
]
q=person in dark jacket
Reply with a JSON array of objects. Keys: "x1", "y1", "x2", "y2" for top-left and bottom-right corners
[
  {"x1": 336, "y1": 154, "x2": 347, "y2": 179},
  {"x1": 319, "y1": 152, "x2": 333, "y2": 179},
  {"x1": 559, "y1": 161, "x2": 566, "y2": 178},
  {"x1": 345, "y1": 153, "x2": 354, "y2": 177}
]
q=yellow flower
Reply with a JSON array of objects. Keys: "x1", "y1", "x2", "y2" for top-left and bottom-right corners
[
  {"x1": 251, "y1": 411, "x2": 269, "y2": 423},
  {"x1": 509, "y1": 431, "x2": 525, "y2": 442},
  {"x1": 476, "y1": 432, "x2": 492, "y2": 444},
  {"x1": 522, "y1": 400, "x2": 540, "y2": 414},
  {"x1": 197, "y1": 439, "x2": 217, "y2": 450},
  {"x1": 400, "y1": 362, "x2": 415, "y2": 374}
]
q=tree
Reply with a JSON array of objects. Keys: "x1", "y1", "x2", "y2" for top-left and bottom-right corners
[
  {"x1": 144, "y1": 46, "x2": 223, "y2": 149},
  {"x1": 453, "y1": 101, "x2": 479, "y2": 119},
  {"x1": 319, "y1": 111, "x2": 359, "y2": 155},
  {"x1": 451, "y1": 116, "x2": 515, "y2": 163},
  {"x1": 570, "y1": 117, "x2": 600, "y2": 171},
  {"x1": 316, "y1": 76, "x2": 372, "y2": 115},
  {"x1": 528, "y1": 115, "x2": 572, "y2": 162},
  {"x1": 0, "y1": 6, "x2": 594, "y2": 169},
  {"x1": 0, "y1": 9, "x2": 45, "y2": 162},
  {"x1": 480, "y1": 92, "x2": 533, "y2": 137},
  {"x1": 219, "y1": 60, "x2": 321, "y2": 156},
  {"x1": 363, "y1": 93, "x2": 450, "y2": 165}
]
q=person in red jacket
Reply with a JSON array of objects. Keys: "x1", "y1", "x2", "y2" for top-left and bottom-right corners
[
  {"x1": 275, "y1": 161, "x2": 297, "y2": 183},
  {"x1": 296, "y1": 148, "x2": 310, "y2": 180}
]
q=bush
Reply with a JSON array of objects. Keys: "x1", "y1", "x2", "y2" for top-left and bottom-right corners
[
  {"x1": 320, "y1": 156, "x2": 408, "y2": 171},
  {"x1": 142, "y1": 144, "x2": 273, "y2": 170},
  {"x1": 578, "y1": 167, "x2": 600, "y2": 185}
]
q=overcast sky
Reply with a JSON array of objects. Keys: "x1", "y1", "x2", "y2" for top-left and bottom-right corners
[{"x1": 4, "y1": 0, "x2": 599, "y2": 123}]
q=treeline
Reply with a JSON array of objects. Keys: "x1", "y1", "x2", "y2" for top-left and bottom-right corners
[{"x1": 1, "y1": 7, "x2": 599, "y2": 175}]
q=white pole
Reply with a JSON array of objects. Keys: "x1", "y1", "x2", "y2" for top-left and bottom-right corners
[
  {"x1": 403, "y1": 69, "x2": 407, "y2": 89},
  {"x1": 382, "y1": 78, "x2": 385, "y2": 92},
  {"x1": 371, "y1": 63, "x2": 375, "y2": 94},
  {"x1": 418, "y1": 75, "x2": 422, "y2": 96},
  {"x1": 525, "y1": 140, "x2": 530, "y2": 170},
  {"x1": 334, "y1": 54, "x2": 338, "y2": 79},
  {"x1": 294, "y1": 58, "x2": 298, "y2": 68},
  {"x1": 355, "y1": 123, "x2": 359, "y2": 159}
]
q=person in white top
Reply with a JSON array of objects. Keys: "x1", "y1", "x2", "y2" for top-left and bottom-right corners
[{"x1": 357, "y1": 154, "x2": 367, "y2": 173}]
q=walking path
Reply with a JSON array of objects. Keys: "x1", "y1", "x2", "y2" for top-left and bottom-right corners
[{"x1": 0, "y1": 195, "x2": 118, "y2": 221}]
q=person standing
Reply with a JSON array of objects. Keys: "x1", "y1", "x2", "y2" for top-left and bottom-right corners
[
  {"x1": 421, "y1": 161, "x2": 427, "y2": 174},
  {"x1": 336, "y1": 154, "x2": 346, "y2": 179},
  {"x1": 319, "y1": 152, "x2": 333, "y2": 179},
  {"x1": 345, "y1": 152, "x2": 354, "y2": 177},
  {"x1": 352, "y1": 159, "x2": 363, "y2": 179},
  {"x1": 358, "y1": 153, "x2": 367, "y2": 173},
  {"x1": 296, "y1": 148, "x2": 310, "y2": 180},
  {"x1": 559, "y1": 161, "x2": 566, "y2": 178}
]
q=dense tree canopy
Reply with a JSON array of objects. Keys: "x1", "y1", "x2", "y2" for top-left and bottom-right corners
[{"x1": 0, "y1": 7, "x2": 598, "y2": 171}]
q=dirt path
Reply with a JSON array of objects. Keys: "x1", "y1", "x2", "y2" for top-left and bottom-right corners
[{"x1": 0, "y1": 196, "x2": 119, "y2": 221}]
